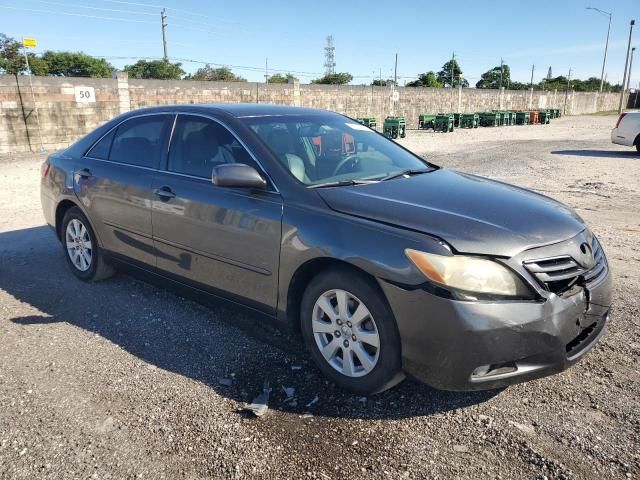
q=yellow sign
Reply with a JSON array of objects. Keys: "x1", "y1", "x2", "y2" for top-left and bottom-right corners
[{"x1": 23, "y1": 38, "x2": 37, "y2": 48}]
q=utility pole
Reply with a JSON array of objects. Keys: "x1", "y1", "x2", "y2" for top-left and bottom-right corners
[
  {"x1": 499, "y1": 58, "x2": 504, "y2": 90},
  {"x1": 625, "y1": 47, "x2": 636, "y2": 92},
  {"x1": 264, "y1": 58, "x2": 268, "y2": 83},
  {"x1": 161, "y1": 8, "x2": 168, "y2": 62},
  {"x1": 394, "y1": 53, "x2": 398, "y2": 86},
  {"x1": 529, "y1": 64, "x2": 535, "y2": 89},
  {"x1": 586, "y1": 7, "x2": 612, "y2": 93},
  {"x1": 450, "y1": 51, "x2": 455, "y2": 88},
  {"x1": 564, "y1": 68, "x2": 572, "y2": 115},
  {"x1": 22, "y1": 40, "x2": 44, "y2": 152},
  {"x1": 619, "y1": 19, "x2": 636, "y2": 114},
  {"x1": 529, "y1": 64, "x2": 535, "y2": 108}
]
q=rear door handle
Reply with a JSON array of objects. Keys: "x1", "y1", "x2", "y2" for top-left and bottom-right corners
[
  {"x1": 154, "y1": 186, "x2": 176, "y2": 199},
  {"x1": 76, "y1": 168, "x2": 92, "y2": 179}
]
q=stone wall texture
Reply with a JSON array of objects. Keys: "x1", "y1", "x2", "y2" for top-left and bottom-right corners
[{"x1": 0, "y1": 73, "x2": 627, "y2": 153}]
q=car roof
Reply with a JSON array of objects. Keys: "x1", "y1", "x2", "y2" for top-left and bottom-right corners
[{"x1": 124, "y1": 103, "x2": 336, "y2": 119}]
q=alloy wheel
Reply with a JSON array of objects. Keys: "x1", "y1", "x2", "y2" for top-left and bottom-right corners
[
  {"x1": 65, "y1": 218, "x2": 93, "y2": 272},
  {"x1": 312, "y1": 289, "x2": 380, "y2": 377}
]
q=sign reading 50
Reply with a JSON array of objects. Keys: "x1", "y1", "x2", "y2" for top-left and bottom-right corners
[{"x1": 74, "y1": 86, "x2": 96, "y2": 103}]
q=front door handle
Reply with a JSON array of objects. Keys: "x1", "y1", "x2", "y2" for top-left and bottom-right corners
[{"x1": 154, "y1": 186, "x2": 176, "y2": 199}]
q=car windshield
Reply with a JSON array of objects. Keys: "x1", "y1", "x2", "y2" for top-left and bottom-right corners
[{"x1": 243, "y1": 115, "x2": 434, "y2": 186}]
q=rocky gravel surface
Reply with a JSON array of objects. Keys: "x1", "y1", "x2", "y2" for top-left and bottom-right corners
[{"x1": 0, "y1": 114, "x2": 638, "y2": 479}]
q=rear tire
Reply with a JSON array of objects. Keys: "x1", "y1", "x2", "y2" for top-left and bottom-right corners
[
  {"x1": 62, "y1": 207, "x2": 115, "y2": 282},
  {"x1": 635, "y1": 144, "x2": 640, "y2": 153},
  {"x1": 300, "y1": 267, "x2": 403, "y2": 394}
]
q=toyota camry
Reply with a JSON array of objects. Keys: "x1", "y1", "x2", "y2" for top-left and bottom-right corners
[{"x1": 40, "y1": 104, "x2": 612, "y2": 394}]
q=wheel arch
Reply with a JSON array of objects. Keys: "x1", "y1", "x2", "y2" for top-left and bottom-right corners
[
  {"x1": 54, "y1": 199, "x2": 102, "y2": 247},
  {"x1": 633, "y1": 132, "x2": 640, "y2": 146},
  {"x1": 55, "y1": 199, "x2": 80, "y2": 240},
  {"x1": 285, "y1": 257, "x2": 386, "y2": 333}
]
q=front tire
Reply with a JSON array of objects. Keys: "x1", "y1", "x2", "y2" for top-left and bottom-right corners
[
  {"x1": 300, "y1": 267, "x2": 403, "y2": 394},
  {"x1": 62, "y1": 207, "x2": 115, "y2": 282}
]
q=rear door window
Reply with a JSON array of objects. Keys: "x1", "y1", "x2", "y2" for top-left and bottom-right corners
[
  {"x1": 87, "y1": 129, "x2": 115, "y2": 159},
  {"x1": 109, "y1": 115, "x2": 168, "y2": 168}
]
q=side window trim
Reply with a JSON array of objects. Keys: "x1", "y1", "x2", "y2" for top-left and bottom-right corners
[
  {"x1": 85, "y1": 128, "x2": 115, "y2": 161},
  {"x1": 85, "y1": 127, "x2": 115, "y2": 160},
  {"x1": 165, "y1": 112, "x2": 279, "y2": 193},
  {"x1": 84, "y1": 112, "x2": 173, "y2": 170}
]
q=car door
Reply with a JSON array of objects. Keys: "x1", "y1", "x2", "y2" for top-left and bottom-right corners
[
  {"x1": 151, "y1": 113, "x2": 283, "y2": 313},
  {"x1": 75, "y1": 113, "x2": 171, "y2": 266}
]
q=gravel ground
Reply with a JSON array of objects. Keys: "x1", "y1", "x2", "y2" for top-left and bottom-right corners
[{"x1": 0, "y1": 115, "x2": 638, "y2": 479}]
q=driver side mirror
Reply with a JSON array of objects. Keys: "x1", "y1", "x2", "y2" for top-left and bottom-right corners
[{"x1": 212, "y1": 163, "x2": 267, "y2": 189}]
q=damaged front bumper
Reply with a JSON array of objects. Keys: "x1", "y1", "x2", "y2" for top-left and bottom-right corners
[{"x1": 380, "y1": 262, "x2": 612, "y2": 391}]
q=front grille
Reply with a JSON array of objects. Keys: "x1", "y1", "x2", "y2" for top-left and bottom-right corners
[{"x1": 524, "y1": 236, "x2": 607, "y2": 294}]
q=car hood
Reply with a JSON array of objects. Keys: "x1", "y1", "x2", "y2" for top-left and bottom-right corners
[{"x1": 316, "y1": 169, "x2": 585, "y2": 257}]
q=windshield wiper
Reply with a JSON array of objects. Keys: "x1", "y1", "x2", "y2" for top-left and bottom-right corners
[
  {"x1": 380, "y1": 168, "x2": 433, "y2": 181},
  {"x1": 308, "y1": 179, "x2": 378, "y2": 189}
]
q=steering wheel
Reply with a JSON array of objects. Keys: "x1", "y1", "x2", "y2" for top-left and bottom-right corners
[{"x1": 332, "y1": 154, "x2": 360, "y2": 177}]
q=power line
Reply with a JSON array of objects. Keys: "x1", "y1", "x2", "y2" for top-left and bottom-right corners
[
  {"x1": 0, "y1": 6, "x2": 487, "y2": 83},
  {"x1": 92, "y1": 54, "x2": 426, "y2": 80},
  {"x1": 98, "y1": 0, "x2": 244, "y2": 25},
  {"x1": 2, "y1": 3, "x2": 240, "y2": 37},
  {"x1": 98, "y1": 0, "x2": 163, "y2": 9},
  {"x1": 23, "y1": 0, "x2": 243, "y2": 31},
  {"x1": 0, "y1": 4, "x2": 157, "y2": 24},
  {"x1": 25, "y1": 0, "x2": 157, "y2": 16}
]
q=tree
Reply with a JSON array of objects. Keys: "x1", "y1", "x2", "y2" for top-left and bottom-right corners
[
  {"x1": 537, "y1": 75, "x2": 620, "y2": 92},
  {"x1": 476, "y1": 64, "x2": 511, "y2": 89},
  {"x1": 186, "y1": 64, "x2": 246, "y2": 82},
  {"x1": 406, "y1": 71, "x2": 441, "y2": 88},
  {"x1": 125, "y1": 59, "x2": 184, "y2": 80},
  {"x1": 572, "y1": 77, "x2": 602, "y2": 92},
  {"x1": 541, "y1": 75, "x2": 569, "y2": 91},
  {"x1": 266, "y1": 73, "x2": 297, "y2": 83},
  {"x1": 371, "y1": 78, "x2": 397, "y2": 86},
  {"x1": 508, "y1": 81, "x2": 529, "y2": 90},
  {"x1": 0, "y1": 33, "x2": 26, "y2": 75},
  {"x1": 311, "y1": 72, "x2": 353, "y2": 85},
  {"x1": 1, "y1": 35, "x2": 114, "y2": 77},
  {"x1": 39, "y1": 51, "x2": 113, "y2": 77},
  {"x1": 436, "y1": 59, "x2": 468, "y2": 88}
]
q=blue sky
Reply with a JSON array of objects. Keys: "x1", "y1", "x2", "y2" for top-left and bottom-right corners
[{"x1": 2, "y1": 0, "x2": 639, "y2": 88}]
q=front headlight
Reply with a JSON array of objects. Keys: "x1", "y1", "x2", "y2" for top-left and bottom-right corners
[{"x1": 405, "y1": 249, "x2": 532, "y2": 299}]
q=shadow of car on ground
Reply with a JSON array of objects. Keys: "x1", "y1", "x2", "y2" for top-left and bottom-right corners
[
  {"x1": 551, "y1": 149, "x2": 639, "y2": 159},
  {"x1": 1, "y1": 225, "x2": 500, "y2": 420}
]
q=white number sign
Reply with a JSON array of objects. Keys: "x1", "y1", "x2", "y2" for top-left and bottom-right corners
[{"x1": 74, "y1": 86, "x2": 96, "y2": 103}]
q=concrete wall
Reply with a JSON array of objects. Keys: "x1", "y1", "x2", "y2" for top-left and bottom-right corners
[
  {"x1": 128, "y1": 79, "x2": 296, "y2": 108},
  {"x1": 0, "y1": 75, "x2": 121, "y2": 153},
  {"x1": 0, "y1": 73, "x2": 626, "y2": 153}
]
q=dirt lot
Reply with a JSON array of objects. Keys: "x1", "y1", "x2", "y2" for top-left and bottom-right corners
[{"x1": 0, "y1": 115, "x2": 638, "y2": 479}]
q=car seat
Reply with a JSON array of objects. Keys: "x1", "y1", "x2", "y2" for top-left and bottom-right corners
[{"x1": 266, "y1": 129, "x2": 309, "y2": 183}]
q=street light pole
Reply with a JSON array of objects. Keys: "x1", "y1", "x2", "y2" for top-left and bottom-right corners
[
  {"x1": 625, "y1": 47, "x2": 636, "y2": 92},
  {"x1": 586, "y1": 7, "x2": 612, "y2": 93},
  {"x1": 619, "y1": 20, "x2": 636, "y2": 114}
]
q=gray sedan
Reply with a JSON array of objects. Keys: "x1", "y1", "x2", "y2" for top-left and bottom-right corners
[{"x1": 40, "y1": 104, "x2": 612, "y2": 394}]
